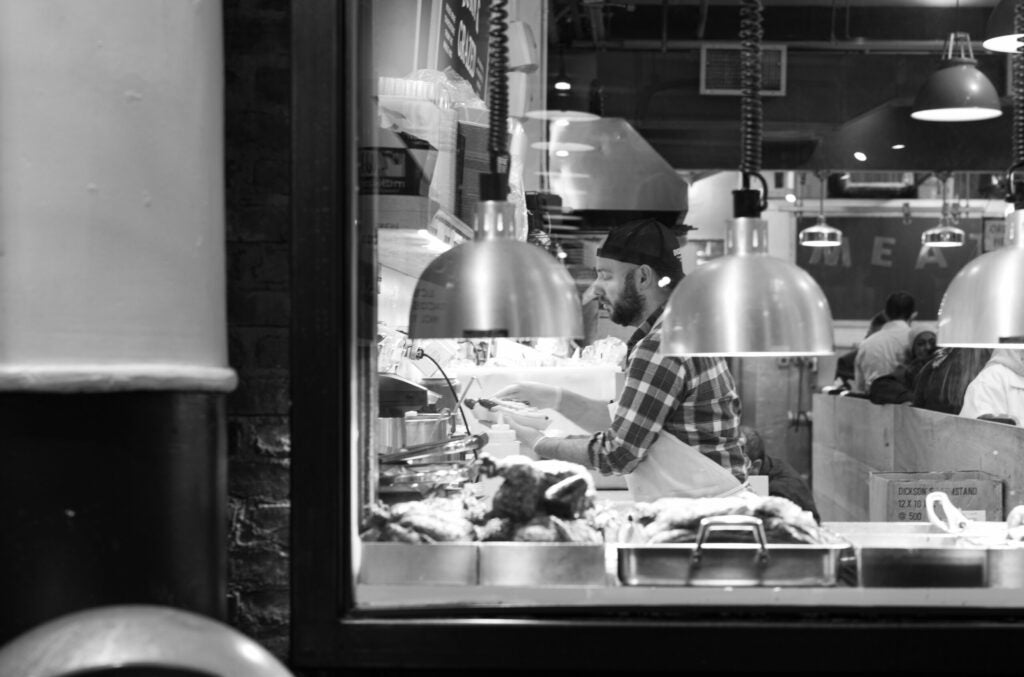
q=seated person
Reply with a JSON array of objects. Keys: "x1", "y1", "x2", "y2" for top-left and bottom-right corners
[
  {"x1": 742, "y1": 426, "x2": 820, "y2": 522},
  {"x1": 868, "y1": 327, "x2": 937, "y2": 405},
  {"x1": 960, "y1": 349, "x2": 1024, "y2": 425},
  {"x1": 831, "y1": 311, "x2": 886, "y2": 392},
  {"x1": 913, "y1": 347, "x2": 992, "y2": 415}
]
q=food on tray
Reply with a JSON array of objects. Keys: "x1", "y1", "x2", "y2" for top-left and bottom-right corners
[
  {"x1": 634, "y1": 494, "x2": 842, "y2": 545},
  {"x1": 479, "y1": 453, "x2": 596, "y2": 521},
  {"x1": 359, "y1": 495, "x2": 482, "y2": 543},
  {"x1": 361, "y1": 454, "x2": 611, "y2": 544}
]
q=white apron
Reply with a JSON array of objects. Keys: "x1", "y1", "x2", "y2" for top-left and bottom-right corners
[{"x1": 624, "y1": 430, "x2": 747, "y2": 503}]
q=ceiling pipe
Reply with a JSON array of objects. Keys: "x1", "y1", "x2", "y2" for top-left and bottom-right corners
[{"x1": 561, "y1": 38, "x2": 990, "y2": 53}]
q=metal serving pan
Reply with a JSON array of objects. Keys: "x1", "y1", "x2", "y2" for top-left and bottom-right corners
[
  {"x1": 618, "y1": 515, "x2": 852, "y2": 587},
  {"x1": 478, "y1": 543, "x2": 609, "y2": 587},
  {"x1": 358, "y1": 542, "x2": 478, "y2": 586}
]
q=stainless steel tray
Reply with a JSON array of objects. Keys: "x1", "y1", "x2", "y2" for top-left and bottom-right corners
[
  {"x1": 618, "y1": 515, "x2": 851, "y2": 587},
  {"x1": 358, "y1": 542, "x2": 478, "y2": 586},
  {"x1": 478, "y1": 543, "x2": 608, "y2": 587}
]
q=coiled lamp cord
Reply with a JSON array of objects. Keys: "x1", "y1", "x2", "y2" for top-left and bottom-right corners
[
  {"x1": 1010, "y1": 2, "x2": 1024, "y2": 208},
  {"x1": 739, "y1": 0, "x2": 764, "y2": 178},
  {"x1": 486, "y1": 0, "x2": 510, "y2": 194}
]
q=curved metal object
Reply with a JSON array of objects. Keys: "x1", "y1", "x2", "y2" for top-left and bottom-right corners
[
  {"x1": 937, "y1": 209, "x2": 1024, "y2": 348},
  {"x1": 662, "y1": 217, "x2": 834, "y2": 356},
  {"x1": 409, "y1": 207, "x2": 584, "y2": 340},
  {"x1": 0, "y1": 605, "x2": 292, "y2": 677}
]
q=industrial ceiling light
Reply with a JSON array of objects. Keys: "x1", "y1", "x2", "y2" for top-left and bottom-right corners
[
  {"x1": 798, "y1": 170, "x2": 842, "y2": 248},
  {"x1": 661, "y1": 0, "x2": 834, "y2": 357},
  {"x1": 921, "y1": 173, "x2": 965, "y2": 248},
  {"x1": 524, "y1": 48, "x2": 599, "y2": 122},
  {"x1": 937, "y1": 23, "x2": 1024, "y2": 348},
  {"x1": 982, "y1": 0, "x2": 1023, "y2": 53},
  {"x1": 408, "y1": 1, "x2": 583, "y2": 340},
  {"x1": 911, "y1": 32, "x2": 1003, "y2": 122}
]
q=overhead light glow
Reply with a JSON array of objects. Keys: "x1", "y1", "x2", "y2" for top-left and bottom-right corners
[
  {"x1": 529, "y1": 141, "x2": 595, "y2": 152},
  {"x1": 891, "y1": 144, "x2": 906, "y2": 150},
  {"x1": 854, "y1": 152, "x2": 867, "y2": 162}
]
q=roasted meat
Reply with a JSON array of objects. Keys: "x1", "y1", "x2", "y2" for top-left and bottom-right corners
[
  {"x1": 479, "y1": 453, "x2": 596, "y2": 522},
  {"x1": 634, "y1": 494, "x2": 835, "y2": 545}
]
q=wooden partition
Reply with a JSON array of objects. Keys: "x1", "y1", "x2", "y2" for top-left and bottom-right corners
[{"x1": 812, "y1": 393, "x2": 1024, "y2": 521}]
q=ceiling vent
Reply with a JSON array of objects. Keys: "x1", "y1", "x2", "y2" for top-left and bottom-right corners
[{"x1": 700, "y1": 44, "x2": 787, "y2": 97}]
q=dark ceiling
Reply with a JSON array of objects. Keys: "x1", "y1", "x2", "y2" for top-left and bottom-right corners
[{"x1": 546, "y1": 0, "x2": 1013, "y2": 171}]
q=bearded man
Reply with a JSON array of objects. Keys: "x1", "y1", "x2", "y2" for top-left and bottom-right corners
[{"x1": 489, "y1": 218, "x2": 750, "y2": 501}]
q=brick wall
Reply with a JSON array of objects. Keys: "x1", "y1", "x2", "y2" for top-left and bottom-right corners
[{"x1": 223, "y1": 0, "x2": 292, "y2": 660}]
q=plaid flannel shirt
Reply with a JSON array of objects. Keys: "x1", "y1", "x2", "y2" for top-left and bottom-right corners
[{"x1": 587, "y1": 305, "x2": 749, "y2": 482}]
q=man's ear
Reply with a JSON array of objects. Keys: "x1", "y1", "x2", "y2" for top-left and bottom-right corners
[{"x1": 636, "y1": 264, "x2": 654, "y2": 289}]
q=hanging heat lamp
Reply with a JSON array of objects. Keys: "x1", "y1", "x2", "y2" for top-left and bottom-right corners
[
  {"x1": 982, "y1": 0, "x2": 1024, "y2": 53},
  {"x1": 798, "y1": 170, "x2": 842, "y2": 248},
  {"x1": 937, "y1": 4, "x2": 1024, "y2": 348},
  {"x1": 661, "y1": 0, "x2": 834, "y2": 357},
  {"x1": 524, "y1": 47, "x2": 599, "y2": 123},
  {"x1": 921, "y1": 172, "x2": 965, "y2": 248},
  {"x1": 408, "y1": 1, "x2": 582, "y2": 340},
  {"x1": 911, "y1": 32, "x2": 1002, "y2": 122}
]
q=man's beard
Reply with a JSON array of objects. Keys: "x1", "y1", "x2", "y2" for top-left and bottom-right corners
[{"x1": 609, "y1": 269, "x2": 645, "y2": 326}]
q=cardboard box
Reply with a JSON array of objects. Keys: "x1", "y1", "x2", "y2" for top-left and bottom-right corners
[{"x1": 868, "y1": 470, "x2": 1003, "y2": 523}]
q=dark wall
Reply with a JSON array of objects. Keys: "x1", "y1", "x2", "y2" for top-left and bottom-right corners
[{"x1": 223, "y1": 0, "x2": 292, "y2": 660}]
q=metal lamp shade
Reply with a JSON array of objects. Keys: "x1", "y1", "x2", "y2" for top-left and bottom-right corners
[
  {"x1": 936, "y1": 210, "x2": 1024, "y2": 348},
  {"x1": 921, "y1": 223, "x2": 966, "y2": 247},
  {"x1": 983, "y1": 0, "x2": 1024, "y2": 53},
  {"x1": 911, "y1": 61, "x2": 1003, "y2": 122},
  {"x1": 661, "y1": 218, "x2": 834, "y2": 356},
  {"x1": 408, "y1": 238, "x2": 583, "y2": 339},
  {"x1": 798, "y1": 216, "x2": 842, "y2": 247}
]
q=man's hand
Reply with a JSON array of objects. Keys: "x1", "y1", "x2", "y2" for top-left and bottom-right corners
[
  {"x1": 505, "y1": 417, "x2": 545, "y2": 458},
  {"x1": 489, "y1": 381, "x2": 563, "y2": 411}
]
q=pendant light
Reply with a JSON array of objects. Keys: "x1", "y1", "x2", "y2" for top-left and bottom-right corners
[
  {"x1": 911, "y1": 31, "x2": 1002, "y2": 122},
  {"x1": 982, "y1": 0, "x2": 1023, "y2": 53},
  {"x1": 524, "y1": 48, "x2": 599, "y2": 123},
  {"x1": 661, "y1": 0, "x2": 834, "y2": 357},
  {"x1": 921, "y1": 172, "x2": 965, "y2": 248},
  {"x1": 408, "y1": 2, "x2": 583, "y2": 340},
  {"x1": 937, "y1": 163, "x2": 1024, "y2": 348},
  {"x1": 798, "y1": 170, "x2": 842, "y2": 248},
  {"x1": 936, "y1": 26, "x2": 1024, "y2": 348}
]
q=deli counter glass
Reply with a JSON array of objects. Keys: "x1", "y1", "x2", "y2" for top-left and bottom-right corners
[{"x1": 289, "y1": 2, "x2": 1024, "y2": 673}]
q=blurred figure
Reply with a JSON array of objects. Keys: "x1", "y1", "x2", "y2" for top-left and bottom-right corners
[
  {"x1": 913, "y1": 347, "x2": 992, "y2": 415},
  {"x1": 831, "y1": 311, "x2": 886, "y2": 392},
  {"x1": 742, "y1": 426, "x2": 820, "y2": 522},
  {"x1": 853, "y1": 291, "x2": 917, "y2": 394},
  {"x1": 960, "y1": 349, "x2": 1024, "y2": 425},
  {"x1": 867, "y1": 327, "x2": 938, "y2": 405}
]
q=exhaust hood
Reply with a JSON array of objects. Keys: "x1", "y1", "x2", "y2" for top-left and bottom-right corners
[{"x1": 515, "y1": 117, "x2": 688, "y2": 216}]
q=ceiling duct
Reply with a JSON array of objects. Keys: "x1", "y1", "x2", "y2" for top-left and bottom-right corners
[{"x1": 700, "y1": 44, "x2": 787, "y2": 96}]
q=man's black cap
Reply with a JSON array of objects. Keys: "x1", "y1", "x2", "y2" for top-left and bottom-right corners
[{"x1": 596, "y1": 218, "x2": 685, "y2": 277}]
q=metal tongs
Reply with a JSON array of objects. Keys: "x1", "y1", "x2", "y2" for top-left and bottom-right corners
[{"x1": 378, "y1": 433, "x2": 488, "y2": 464}]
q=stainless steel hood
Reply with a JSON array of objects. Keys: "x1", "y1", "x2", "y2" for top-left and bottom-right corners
[{"x1": 515, "y1": 117, "x2": 688, "y2": 214}]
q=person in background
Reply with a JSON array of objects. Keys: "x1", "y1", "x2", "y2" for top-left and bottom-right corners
[
  {"x1": 853, "y1": 291, "x2": 917, "y2": 394},
  {"x1": 912, "y1": 347, "x2": 992, "y2": 415},
  {"x1": 960, "y1": 349, "x2": 1024, "y2": 425},
  {"x1": 742, "y1": 426, "x2": 820, "y2": 522},
  {"x1": 831, "y1": 311, "x2": 886, "y2": 392},
  {"x1": 487, "y1": 218, "x2": 750, "y2": 502},
  {"x1": 867, "y1": 327, "x2": 938, "y2": 405}
]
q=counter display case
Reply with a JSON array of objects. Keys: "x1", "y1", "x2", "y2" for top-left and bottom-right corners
[{"x1": 290, "y1": 2, "x2": 1024, "y2": 673}]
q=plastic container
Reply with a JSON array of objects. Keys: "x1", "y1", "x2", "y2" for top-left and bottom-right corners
[{"x1": 481, "y1": 418, "x2": 520, "y2": 458}]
